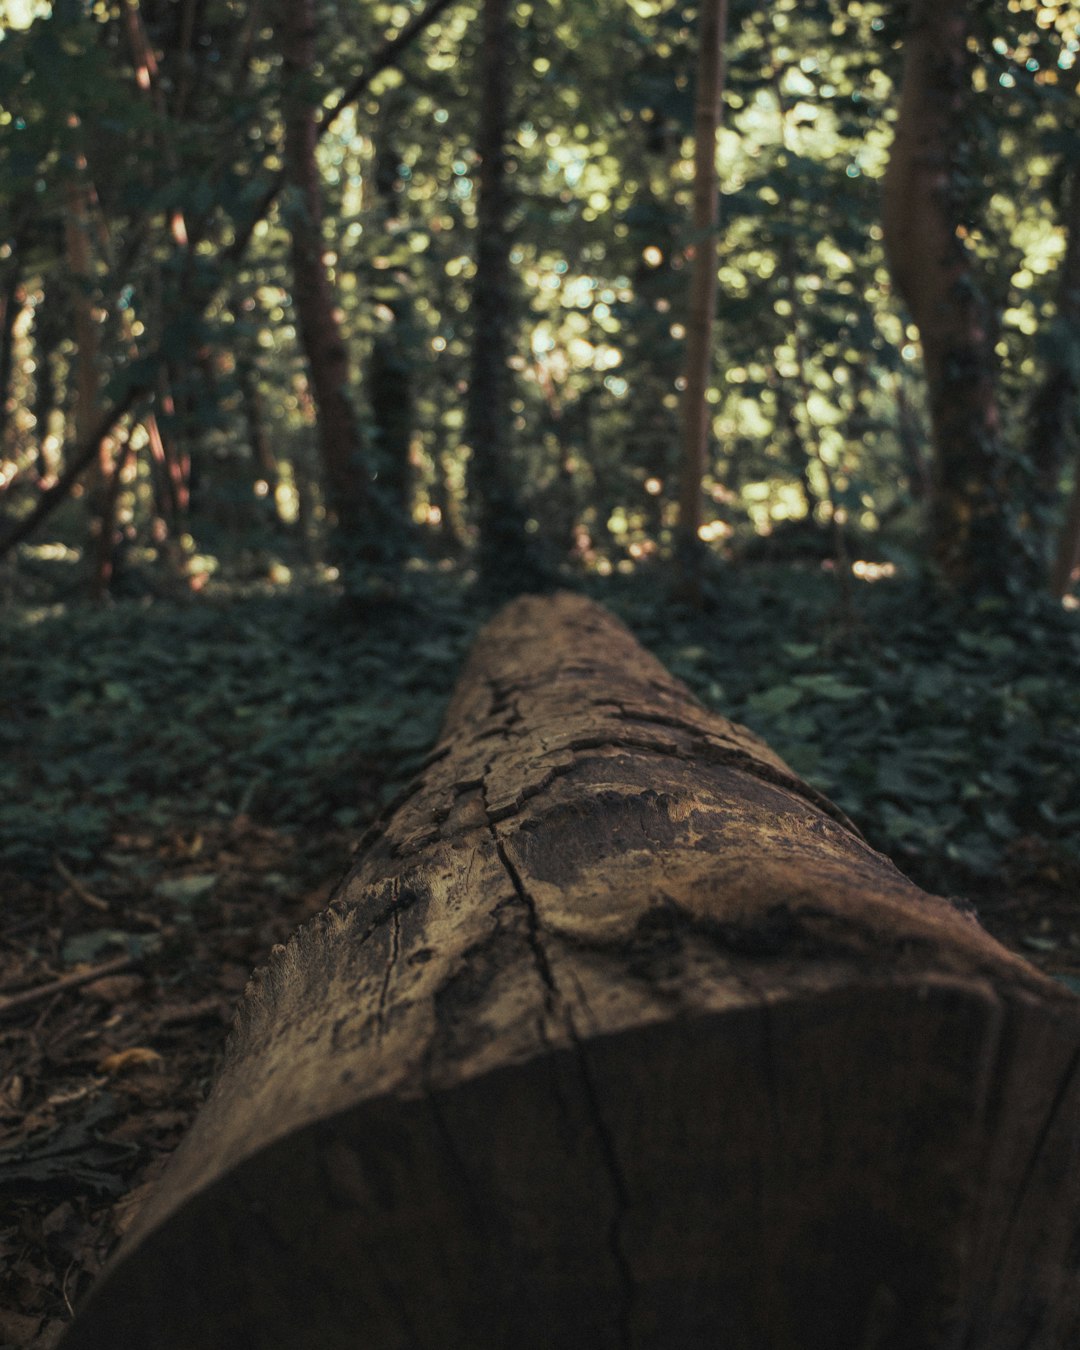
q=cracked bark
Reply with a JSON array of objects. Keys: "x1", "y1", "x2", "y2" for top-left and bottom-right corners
[{"x1": 63, "y1": 594, "x2": 1080, "y2": 1350}]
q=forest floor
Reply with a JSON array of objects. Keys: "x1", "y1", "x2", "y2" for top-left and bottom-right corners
[{"x1": 3, "y1": 560, "x2": 1080, "y2": 1347}]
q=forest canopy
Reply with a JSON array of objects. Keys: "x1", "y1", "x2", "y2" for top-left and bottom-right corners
[{"x1": 0, "y1": 0, "x2": 1078, "y2": 599}]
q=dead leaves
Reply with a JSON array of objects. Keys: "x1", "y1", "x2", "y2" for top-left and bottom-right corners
[
  {"x1": 96, "y1": 1048, "x2": 163, "y2": 1077},
  {"x1": 0, "y1": 817, "x2": 352, "y2": 1339}
]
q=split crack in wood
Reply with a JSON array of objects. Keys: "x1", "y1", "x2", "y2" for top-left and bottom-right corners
[{"x1": 478, "y1": 708, "x2": 637, "y2": 1350}]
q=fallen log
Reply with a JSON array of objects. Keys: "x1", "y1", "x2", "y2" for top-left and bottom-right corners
[{"x1": 63, "y1": 593, "x2": 1080, "y2": 1349}]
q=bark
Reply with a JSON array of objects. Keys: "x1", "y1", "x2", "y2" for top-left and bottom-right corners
[
  {"x1": 464, "y1": 0, "x2": 544, "y2": 589},
  {"x1": 63, "y1": 594, "x2": 1080, "y2": 1350},
  {"x1": 882, "y1": 0, "x2": 1010, "y2": 589},
  {"x1": 676, "y1": 0, "x2": 727, "y2": 599}
]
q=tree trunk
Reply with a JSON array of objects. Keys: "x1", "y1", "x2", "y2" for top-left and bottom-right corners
[
  {"x1": 1051, "y1": 469, "x2": 1080, "y2": 599},
  {"x1": 277, "y1": 0, "x2": 390, "y2": 574},
  {"x1": 882, "y1": 0, "x2": 1011, "y2": 591},
  {"x1": 63, "y1": 171, "x2": 121, "y2": 599},
  {"x1": 1031, "y1": 167, "x2": 1080, "y2": 508},
  {"x1": 676, "y1": 0, "x2": 727, "y2": 601},
  {"x1": 29, "y1": 264, "x2": 64, "y2": 482},
  {"x1": 63, "y1": 594, "x2": 1080, "y2": 1350},
  {"x1": 236, "y1": 351, "x2": 285, "y2": 527},
  {"x1": 368, "y1": 310, "x2": 415, "y2": 523},
  {"x1": 464, "y1": 0, "x2": 545, "y2": 591},
  {"x1": 1039, "y1": 165, "x2": 1080, "y2": 597},
  {"x1": 0, "y1": 234, "x2": 24, "y2": 453}
]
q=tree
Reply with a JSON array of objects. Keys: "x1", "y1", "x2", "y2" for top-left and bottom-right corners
[
  {"x1": 1036, "y1": 161, "x2": 1080, "y2": 597},
  {"x1": 675, "y1": 0, "x2": 728, "y2": 600},
  {"x1": 277, "y1": 0, "x2": 392, "y2": 578},
  {"x1": 463, "y1": 0, "x2": 547, "y2": 591},
  {"x1": 882, "y1": 0, "x2": 1012, "y2": 590},
  {"x1": 61, "y1": 594, "x2": 1080, "y2": 1350}
]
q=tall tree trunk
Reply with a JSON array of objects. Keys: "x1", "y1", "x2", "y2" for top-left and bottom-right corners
[
  {"x1": 63, "y1": 170, "x2": 120, "y2": 599},
  {"x1": 236, "y1": 351, "x2": 284, "y2": 527},
  {"x1": 1030, "y1": 167, "x2": 1080, "y2": 509},
  {"x1": 368, "y1": 306, "x2": 414, "y2": 523},
  {"x1": 675, "y1": 0, "x2": 727, "y2": 603},
  {"x1": 1034, "y1": 166, "x2": 1080, "y2": 597},
  {"x1": 277, "y1": 0, "x2": 390, "y2": 575},
  {"x1": 0, "y1": 259, "x2": 22, "y2": 455},
  {"x1": 30, "y1": 274, "x2": 61, "y2": 481},
  {"x1": 882, "y1": 0, "x2": 1010, "y2": 591},
  {"x1": 62, "y1": 594, "x2": 1080, "y2": 1350},
  {"x1": 464, "y1": 0, "x2": 544, "y2": 591},
  {"x1": 1051, "y1": 476, "x2": 1080, "y2": 598}
]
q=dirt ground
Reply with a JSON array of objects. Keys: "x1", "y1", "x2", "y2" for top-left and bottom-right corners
[{"x1": 1, "y1": 820, "x2": 1078, "y2": 1349}]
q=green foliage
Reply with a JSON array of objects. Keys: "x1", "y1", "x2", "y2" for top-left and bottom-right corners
[
  {"x1": 2, "y1": 0, "x2": 1077, "y2": 584},
  {"x1": 0, "y1": 576, "x2": 487, "y2": 874},
  {"x1": 5, "y1": 569, "x2": 1080, "y2": 895},
  {"x1": 610, "y1": 566, "x2": 1080, "y2": 885}
]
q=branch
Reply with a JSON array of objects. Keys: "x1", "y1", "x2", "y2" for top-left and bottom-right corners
[
  {"x1": 0, "y1": 954, "x2": 138, "y2": 1020},
  {"x1": 317, "y1": 0, "x2": 459, "y2": 144},
  {"x1": 224, "y1": 0, "x2": 460, "y2": 264},
  {"x1": 0, "y1": 382, "x2": 145, "y2": 561}
]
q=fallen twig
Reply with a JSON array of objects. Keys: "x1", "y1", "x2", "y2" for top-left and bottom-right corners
[
  {"x1": 54, "y1": 857, "x2": 111, "y2": 913},
  {"x1": 0, "y1": 955, "x2": 137, "y2": 1020}
]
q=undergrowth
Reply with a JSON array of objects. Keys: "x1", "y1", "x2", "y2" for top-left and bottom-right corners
[{"x1": 4, "y1": 562, "x2": 1080, "y2": 893}]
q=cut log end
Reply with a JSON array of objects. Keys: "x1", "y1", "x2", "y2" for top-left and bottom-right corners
[{"x1": 62, "y1": 593, "x2": 1080, "y2": 1350}]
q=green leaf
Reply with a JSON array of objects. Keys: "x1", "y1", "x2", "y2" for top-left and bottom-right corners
[
  {"x1": 792, "y1": 674, "x2": 866, "y2": 700},
  {"x1": 154, "y1": 873, "x2": 218, "y2": 906},
  {"x1": 748, "y1": 685, "x2": 803, "y2": 715}
]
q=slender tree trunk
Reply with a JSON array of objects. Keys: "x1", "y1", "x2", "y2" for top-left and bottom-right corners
[
  {"x1": 368, "y1": 309, "x2": 414, "y2": 522},
  {"x1": 675, "y1": 0, "x2": 727, "y2": 602},
  {"x1": 62, "y1": 594, "x2": 1080, "y2": 1350},
  {"x1": 30, "y1": 275, "x2": 61, "y2": 480},
  {"x1": 1033, "y1": 166, "x2": 1080, "y2": 596},
  {"x1": 63, "y1": 171, "x2": 121, "y2": 599},
  {"x1": 236, "y1": 352, "x2": 284, "y2": 525},
  {"x1": 1030, "y1": 169, "x2": 1080, "y2": 506},
  {"x1": 1051, "y1": 474, "x2": 1080, "y2": 598},
  {"x1": 464, "y1": 0, "x2": 544, "y2": 590},
  {"x1": 771, "y1": 369, "x2": 822, "y2": 518},
  {"x1": 0, "y1": 251, "x2": 23, "y2": 453},
  {"x1": 121, "y1": 0, "x2": 189, "y2": 248},
  {"x1": 277, "y1": 0, "x2": 393, "y2": 575},
  {"x1": 882, "y1": 0, "x2": 1010, "y2": 590}
]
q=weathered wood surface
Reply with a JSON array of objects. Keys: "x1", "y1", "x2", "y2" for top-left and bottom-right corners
[{"x1": 64, "y1": 593, "x2": 1080, "y2": 1349}]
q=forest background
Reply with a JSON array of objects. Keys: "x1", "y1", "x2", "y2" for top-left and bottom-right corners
[{"x1": 3, "y1": 1, "x2": 1080, "y2": 1342}]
